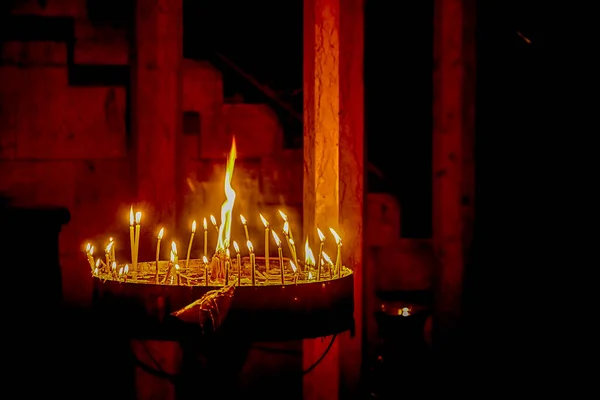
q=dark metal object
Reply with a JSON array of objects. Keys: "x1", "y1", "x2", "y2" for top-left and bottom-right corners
[{"x1": 93, "y1": 272, "x2": 354, "y2": 342}]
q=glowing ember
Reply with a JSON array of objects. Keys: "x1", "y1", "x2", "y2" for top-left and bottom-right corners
[{"x1": 216, "y1": 137, "x2": 237, "y2": 253}]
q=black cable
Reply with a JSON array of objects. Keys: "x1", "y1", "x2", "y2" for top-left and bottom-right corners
[{"x1": 132, "y1": 333, "x2": 338, "y2": 380}]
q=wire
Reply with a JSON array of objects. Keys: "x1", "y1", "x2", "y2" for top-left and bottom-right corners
[{"x1": 132, "y1": 334, "x2": 338, "y2": 380}]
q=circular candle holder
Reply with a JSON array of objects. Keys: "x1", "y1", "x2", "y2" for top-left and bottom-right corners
[{"x1": 92, "y1": 256, "x2": 354, "y2": 341}]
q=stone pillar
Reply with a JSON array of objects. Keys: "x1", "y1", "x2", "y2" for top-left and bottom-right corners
[
  {"x1": 432, "y1": 0, "x2": 476, "y2": 354},
  {"x1": 131, "y1": 0, "x2": 183, "y2": 232},
  {"x1": 303, "y1": 0, "x2": 365, "y2": 398}
]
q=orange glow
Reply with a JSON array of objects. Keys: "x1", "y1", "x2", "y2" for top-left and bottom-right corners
[
  {"x1": 304, "y1": 238, "x2": 315, "y2": 266},
  {"x1": 272, "y1": 231, "x2": 282, "y2": 247},
  {"x1": 157, "y1": 227, "x2": 164, "y2": 239},
  {"x1": 216, "y1": 137, "x2": 237, "y2": 252}
]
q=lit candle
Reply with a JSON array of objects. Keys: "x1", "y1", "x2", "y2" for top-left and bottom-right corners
[
  {"x1": 225, "y1": 248, "x2": 231, "y2": 286},
  {"x1": 155, "y1": 227, "x2": 164, "y2": 283},
  {"x1": 111, "y1": 261, "x2": 117, "y2": 278},
  {"x1": 210, "y1": 214, "x2": 219, "y2": 234},
  {"x1": 95, "y1": 259, "x2": 101, "y2": 275},
  {"x1": 317, "y1": 228, "x2": 325, "y2": 281},
  {"x1": 105, "y1": 241, "x2": 113, "y2": 269},
  {"x1": 247, "y1": 240, "x2": 255, "y2": 286},
  {"x1": 272, "y1": 231, "x2": 284, "y2": 284},
  {"x1": 233, "y1": 241, "x2": 241, "y2": 286},
  {"x1": 322, "y1": 251, "x2": 334, "y2": 279},
  {"x1": 304, "y1": 238, "x2": 316, "y2": 276},
  {"x1": 118, "y1": 266, "x2": 124, "y2": 281},
  {"x1": 283, "y1": 222, "x2": 299, "y2": 267},
  {"x1": 203, "y1": 218, "x2": 208, "y2": 258},
  {"x1": 171, "y1": 241, "x2": 178, "y2": 265},
  {"x1": 94, "y1": 266, "x2": 99, "y2": 278},
  {"x1": 129, "y1": 207, "x2": 135, "y2": 265},
  {"x1": 329, "y1": 228, "x2": 342, "y2": 278},
  {"x1": 278, "y1": 210, "x2": 294, "y2": 241},
  {"x1": 290, "y1": 260, "x2": 298, "y2": 284},
  {"x1": 109, "y1": 237, "x2": 115, "y2": 265},
  {"x1": 203, "y1": 255, "x2": 209, "y2": 286},
  {"x1": 123, "y1": 264, "x2": 129, "y2": 282},
  {"x1": 185, "y1": 220, "x2": 196, "y2": 272},
  {"x1": 174, "y1": 263, "x2": 181, "y2": 285},
  {"x1": 134, "y1": 211, "x2": 142, "y2": 272},
  {"x1": 260, "y1": 214, "x2": 270, "y2": 272},
  {"x1": 240, "y1": 215, "x2": 250, "y2": 243},
  {"x1": 85, "y1": 243, "x2": 95, "y2": 272}
]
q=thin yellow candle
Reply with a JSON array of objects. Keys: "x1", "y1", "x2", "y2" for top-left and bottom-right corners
[
  {"x1": 260, "y1": 214, "x2": 270, "y2": 272},
  {"x1": 203, "y1": 218, "x2": 208, "y2": 258},
  {"x1": 109, "y1": 237, "x2": 115, "y2": 264},
  {"x1": 329, "y1": 228, "x2": 342, "y2": 278},
  {"x1": 272, "y1": 231, "x2": 284, "y2": 284},
  {"x1": 247, "y1": 240, "x2": 255, "y2": 286},
  {"x1": 95, "y1": 258, "x2": 100, "y2": 274},
  {"x1": 129, "y1": 207, "x2": 135, "y2": 264},
  {"x1": 123, "y1": 264, "x2": 129, "y2": 282},
  {"x1": 85, "y1": 243, "x2": 95, "y2": 272},
  {"x1": 233, "y1": 241, "x2": 241, "y2": 286},
  {"x1": 185, "y1": 220, "x2": 196, "y2": 272},
  {"x1": 155, "y1": 227, "x2": 164, "y2": 283},
  {"x1": 322, "y1": 251, "x2": 334, "y2": 279},
  {"x1": 171, "y1": 241, "x2": 178, "y2": 265},
  {"x1": 203, "y1": 255, "x2": 209, "y2": 286},
  {"x1": 240, "y1": 215, "x2": 250, "y2": 242},
  {"x1": 111, "y1": 261, "x2": 117, "y2": 277},
  {"x1": 210, "y1": 214, "x2": 219, "y2": 234},
  {"x1": 316, "y1": 228, "x2": 325, "y2": 281},
  {"x1": 290, "y1": 260, "x2": 297, "y2": 284},
  {"x1": 134, "y1": 211, "x2": 142, "y2": 272},
  {"x1": 304, "y1": 238, "x2": 316, "y2": 276},
  {"x1": 225, "y1": 248, "x2": 231, "y2": 286},
  {"x1": 282, "y1": 222, "x2": 298, "y2": 267},
  {"x1": 278, "y1": 210, "x2": 294, "y2": 241}
]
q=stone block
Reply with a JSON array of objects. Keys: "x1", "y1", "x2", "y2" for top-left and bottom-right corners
[
  {"x1": 10, "y1": 0, "x2": 87, "y2": 17},
  {"x1": 183, "y1": 59, "x2": 224, "y2": 109},
  {"x1": 366, "y1": 193, "x2": 401, "y2": 247},
  {"x1": 1, "y1": 41, "x2": 68, "y2": 66},
  {"x1": 201, "y1": 104, "x2": 283, "y2": 160},
  {"x1": 0, "y1": 66, "x2": 126, "y2": 159},
  {"x1": 74, "y1": 19, "x2": 128, "y2": 65}
]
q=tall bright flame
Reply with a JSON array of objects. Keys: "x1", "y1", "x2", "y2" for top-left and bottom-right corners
[
  {"x1": 304, "y1": 238, "x2": 315, "y2": 266},
  {"x1": 216, "y1": 137, "x2": 237, "y2": 252}
]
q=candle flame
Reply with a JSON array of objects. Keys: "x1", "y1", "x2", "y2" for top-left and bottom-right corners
[
  {"x1": 259, "y1": 213, "x2": 269, "y2": 228},
  {"x1": 304, "y1": 238, "x2": 315, "y2": 266},
  {"x1": 203, "y1": 218, "x2": 207, "y2": 230},
  {"x1": 317, "y1": 228, "x2": 325, "y2": 242},
  {"x1": 233, "y1": 241, "x2": 240, "y2": 253},
  {"x1": 86, "y1": 243, "x2": 91, "y2": 252},
  {"x1": 203, "y1": 255, "x2": 209, "y2": 264},
  {"x1": 278, "y1": 210, "x2": 288, "y2": 222},
  {"x1": 272, "y1": 230, "x2": 282, "y2": 247},
  {"x1": 135, "y1": 211, "x2": 142, "y2": 224},
  {"x1": 226, "y1": 248, "x2": 230, "y2": 258},
  {"x1": 210, "y1": 214, "x2": 217, "y2": 226},
  {"x1": 329, "y1": 228, "x2": 342, "y2": 245},
  {"x1": 191, "y1": 220, "x2": 197, "y2": 233},
  {"x1": 170, "y1": 251, "x2": 175, "y2": 262},
  {"x1": 240, "y1": 214, "x2": 247, "y2": 225},
  {"x1": 216, "y1": 136, "x2": 237, "y2": 252},
  {"x1": 322, "y1": 251, "x2": 333, "y2": 265},
  {"x1": 290, "y1": 260, "x2": 297, "y2": 273},
  {"x1": 111, "y1": 261, "x2": 117, "y2": 271},
  {"x1": 109, "y1": 237, "x2": 114, "y2": 243},
  {"x1": 119, "y1": 267, "x2": 123, "y2": 275},
  {"x1": 175, "y1": 263, "x2": 180, "y2": 271},
  {"x1": 308, "y1": 271, "x2": 313, "y2": 279},
  {"x1": 94, "y1": 267, "x2": 99, "y2": 276},
  {"x1": 90, "y1": 246, "x2": 95, "y2": 256},
  {"x1": 105, "y1": 241, "x2": 113, "y2": 252},
  {"x1": 95, "y1": 259, "x2": 100, "y2": 267},
  {"x1": 171, "y1": 241, "x2": 177, "y2": 255},
  {"x1": 130, "y1": 207, "x2": 134, "y2": 226},
  {"x1": 283, "y1": 221, "x2": 290, "y2": 236},
  {"x1": 124, "y1": 264, "x2": 129, "y2": 274},
  {"x1": 246, "y1": 240, "x2": 254, "y2": 254},
  {"x1": 158, "y1": 227, "x2": 164, "y2": 239}
]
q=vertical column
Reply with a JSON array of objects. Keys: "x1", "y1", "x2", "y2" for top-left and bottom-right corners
[
  {"x1": 432, "y1": 0, "x2": 476, "y2": 354},
  {"x1": 132, "y1": 0, "x2": 183, "y2": 231},
  {"x1": 303, "y1": 0, "x2": 365, "y2": 398}
]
